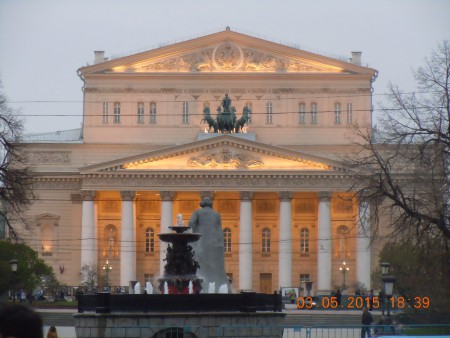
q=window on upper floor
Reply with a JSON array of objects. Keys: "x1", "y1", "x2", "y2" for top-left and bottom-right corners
[
  {"x1": 102, "y1": 102, "x2": 109, "y2": 124},
  {"x1": 347, "y1": 102, "x2": 353, "y2": 123},
  {"x1": 145, "y1": 228, "x2": 155, "y2": 254},
  {"x1": 113, "y1": 102, "x2": 121, "y2": 124},
  {"x1": 266, "y1": 101, "x2": 273, "y2": 124},
  {"x1": 337, "y1": 225, "x2": 350, "y2": 259},
  {"x1": 150, "y1": 102, "x2": 157, "y2": 124},
  {"x1": 311, "y1": 103, "x2": 318, "y2": 124},
  {"x1": 182, "y1": 102, "x2": 189, "y2": 124},
  {"x1": 223, "y1": 228, "x2": 231, "y2": 253},
  {"x1": 335, "y1": 102, "x2": 342, "y2": 124},
  {"x1": 137, "y1": 102, "x2": 144, "y2": 124},
  {"x1": 300, "y1": 228, "x2": 310, "y2": 256},
  {"x1": 262, "y1": 228, "x2": 271, "y2": 253},
  {"x1": 298, "y1": 102, "x2": 306, "y2": 124}
]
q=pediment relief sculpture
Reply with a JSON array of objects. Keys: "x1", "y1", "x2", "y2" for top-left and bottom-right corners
[
  {"x1": 117, "y1": 42, "x2": 338, "y2": 73},
  {"x1": 188, "y1": 150, "x2": 264, "y2": 169}
]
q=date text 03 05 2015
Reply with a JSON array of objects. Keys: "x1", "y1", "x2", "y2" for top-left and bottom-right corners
[{"x1": 296, "y1": 296, "x2": 430, "y2": 310}]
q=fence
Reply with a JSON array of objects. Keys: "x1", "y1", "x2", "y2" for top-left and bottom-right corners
[{"x1": 74, "y1": 324, "x2": 450, "y2": 338}]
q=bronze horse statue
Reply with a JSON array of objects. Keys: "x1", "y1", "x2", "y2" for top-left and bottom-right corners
[
  {"x1": 200, "y1": 106, "x2": 218, "y2": 133},
  {"x1": 234, "y1": 106, "x2": 251, "y2": 133},
  {"x1": 217, "y1": 106, "x2": 236, "y2": 133}
]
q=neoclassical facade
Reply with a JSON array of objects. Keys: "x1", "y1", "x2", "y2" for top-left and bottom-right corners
[{"x1": 20, "y1": 29, "x2": 378, "y2": 294}]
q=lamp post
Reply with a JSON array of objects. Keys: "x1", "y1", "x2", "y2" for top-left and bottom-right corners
[
  {"x1": 339, "y1": 261, "x2": 349, "y2": 289},
  {"x1": 102, "y1": 260, "x2": 112, "y2": 289},
  {"x1": 381, "y1": 262, "x2": 396, "y2": 317},
  {"x1": 9, "y1": 258, "x2": 18, "y2": 304}
]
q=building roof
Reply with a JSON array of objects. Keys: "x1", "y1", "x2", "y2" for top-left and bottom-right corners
[{"x1": 23, "y1": 128, "x2": 83, "y2": 143}]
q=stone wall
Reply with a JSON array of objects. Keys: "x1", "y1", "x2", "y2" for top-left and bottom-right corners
[{"x1": 74, "y1": 312, "x2": 285, "y2": 338}]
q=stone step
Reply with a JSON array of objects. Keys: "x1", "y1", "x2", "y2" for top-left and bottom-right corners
[{"x1": 285, "y1": 313, "x2": 361, "y2": 327}]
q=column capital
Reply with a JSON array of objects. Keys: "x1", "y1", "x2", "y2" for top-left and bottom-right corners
[
  {"x1": 81, "y1": 190, "x2": 96, "y2": 201},
  {"x1": 120, "y1": 191, "x2": 135, "y2": 201},
  {"x1": 200, "y1": 191, "x2": 214, "y2": 200},
  {"x1": 239, "y1": 191, "x2": 253, "y2": 201},
  {"x1": 317, "y1": 191, "x2": 332, "y2": 201},
  {"x1": 278, "y1": 191, "x2": 293, "y2": 201},
  {"x1": 159, "y1": 191, "x2": 175, "y2": 201}
]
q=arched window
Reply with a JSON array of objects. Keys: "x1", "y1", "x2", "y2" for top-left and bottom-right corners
[
  {"x1": 150, "y1": 102, "x2": 157, "y2": 124},
  {"x1": 262, "y1": 228, "x2": 271, "y2": 253},
  {"x1": 337, "y1": 225, "x2": 349, "y2": 259},
  {"x1": 113, "y1": 102, "x2": 121, "y2": 124},
  {"x1": 146, "y1": 228, "x2": 155, "y2": 253},
  {"x1": 300, "y1": 228, "x2": 309, "y2": 255},
  {"x1": 298, "y1": 102, "x2": 306, "y2": 124},
  {"x1": 335, "y1": 103, "x2": 341, "y2": 124},
  {"x1": 182, "y1": 101, "x2": 189, "y2": 124},
  {"x1": 310, "y1": 103, "x2": 317, "y2": 124},
  {"x1": 266, "y1": 102, "x2": 273, "y2": 124},
  {"x1": 137, "y1": 102, "x2": 144, "y2": 124},
  {"x1": 102, "y1": 102, "x2": 109, "y2": 124},
  {"x1": 346, "y1": 102, "x2": 353, "y2": 123},
  {"x1": 223, "y1": 228, "x2": 231, "y2": 253}
]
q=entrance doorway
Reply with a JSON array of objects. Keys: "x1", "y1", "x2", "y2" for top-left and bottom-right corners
[{"x1": 259, "y1": 273, "x2": 272, "y2": 293}]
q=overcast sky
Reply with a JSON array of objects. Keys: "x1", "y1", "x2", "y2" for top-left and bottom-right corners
[{"x1": 0, "y1": 0, "x2": 448, "y2": 134}]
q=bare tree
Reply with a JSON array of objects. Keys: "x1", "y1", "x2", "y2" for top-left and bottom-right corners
[
  {"x1": 351, "y1": 40, "x2": 449, "y2": 243},
  {"x1": 348, "y1": 41, "x2": 450, "y2": 312},
  {"x1": 0, "y1": 79, "x2": 34, "y2": 240}
]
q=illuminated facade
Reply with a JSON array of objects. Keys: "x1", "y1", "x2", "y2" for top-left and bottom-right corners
[{"x1": 20, "y1": 29, "x2": 378, "y2": 294}]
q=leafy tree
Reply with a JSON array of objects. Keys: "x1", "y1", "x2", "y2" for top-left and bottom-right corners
[
  {"x1": 378, "y1": 238, "x2": 449, "y2": 315},
  {"x1": 0, "y1": 241, "x2": 54, "y2": 298},
  {"x1": 80, "y1": 263, "x2": 98, "y2": 290},
  {"x1": 0, "y1": 79, "x2": 34, "y2": 239}
]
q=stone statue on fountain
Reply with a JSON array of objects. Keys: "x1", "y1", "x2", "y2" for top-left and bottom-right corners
[{"x1": 188, "y1": 197, "x2": 230, "y2": 292}]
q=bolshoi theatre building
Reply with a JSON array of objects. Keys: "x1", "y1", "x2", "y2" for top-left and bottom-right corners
[{"x1": 20, "y1": 29, "x2": 379, "y2": 294}]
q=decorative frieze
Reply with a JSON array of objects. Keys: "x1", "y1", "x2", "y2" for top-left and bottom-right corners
[
  {"x1": 33, "y1": 178, "x2": 81, "y2": 190},
  {"x1": 27, "y1": 151, "x2": 71, "y2": 164},
  {"x1": 188, "y1": 150, "x2": 264, "y2": 169}
]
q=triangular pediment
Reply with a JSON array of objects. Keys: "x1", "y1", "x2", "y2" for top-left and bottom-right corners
[
  {"x1": 79, "y1": 30, "x2": 374, "y2": 75},
  {"x1": 81, "y1": 135, "x2": 350, "y2": 174}
]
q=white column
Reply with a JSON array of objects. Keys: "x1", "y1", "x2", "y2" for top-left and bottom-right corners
[
  {"x1": 278, "y1": 191, "x2": 293, "y2": 289},
  {"x1": 120, "y1": 191, "x2": 135, "y2": 286},
  {"x1": 317, "y1": 192, "x2": 332, "y2": 294},
  {"x1": 159, "y1": 191, "x2": 174, "y2": 276},
  {"x1": 239, "y1": 191, "x2": 253, "y2": 291},
  {"x1": 80, "y1": 191, "x2": 96, "y2": 281},
  {"x1": 357, "y1": 197, "x2": 371, "y2": 290}
]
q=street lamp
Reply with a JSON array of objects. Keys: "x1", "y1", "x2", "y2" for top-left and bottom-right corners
[
  {"x1": 9, "y1": 258, "x2": 18, "y2": 304},
  {"x1": 381, "y1": 262, "x2": 396, "y2": 317},
  {"x1": 102, "y1": 260, "x2": 112, "y2": 289},
  {"x1": 339, "y1": 261, "x2": 350, "y2": 289}
]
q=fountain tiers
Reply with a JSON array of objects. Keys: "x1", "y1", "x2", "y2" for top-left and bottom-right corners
[{"x1": 157, "y1": 226, "x2": 203, "y2": 294}]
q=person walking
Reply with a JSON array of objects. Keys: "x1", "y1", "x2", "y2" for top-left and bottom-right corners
[
  {"x1": 361, "y1": 307, "x2": 373, "y2": 338},
  {"x1": 336, "y1": 288, "x2": 342, "y2": 309},
  {"x1": 378, "y1": 289, "x2": 386, "y2": 315},
  {"x1": 368, "y1": 289, "x2": 374, "y2": 310}
]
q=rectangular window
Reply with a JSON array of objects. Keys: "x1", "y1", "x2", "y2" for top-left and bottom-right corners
[
  {"x1": 144, "y1": 274, "x2": 154, "y2": 284},
  {"x1": 150, "y1": 102, "x2": 157, "y2": 124},
  {"x1": 335, "y1": 103, "x2": 341, "y2": 124},
  {"x1": 266, "y1": 102, "x2": 273, "y2": 124},
  {"x1": 311, "y1": 103, "x2": 317, "y2": 124},
  {"x1": 137, "y1": 102, "x2": 144, "y2": 124},
  {"x1": 347, "y1": 103, "x2": 353, "y2": 123},
  {"x1": 298, "y1": 103, "x2": 306, "y2": 124},
  {"x1": 182, "y1": 102, "x2": 189, "y2": 124},
  {"x1": 300, "y1": 274, "x2": 310, "y2": 282},
  {"x1": 114, "y1": 102, "x2": 121, "y2": 124},
  {"x1": 102, "y1": 102, "x2": 109, "y2": 124}
]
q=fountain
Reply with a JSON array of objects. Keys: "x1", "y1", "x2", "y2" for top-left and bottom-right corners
[{"x1": 157, "y1": 214, "x2": 203, "y2": 294}]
